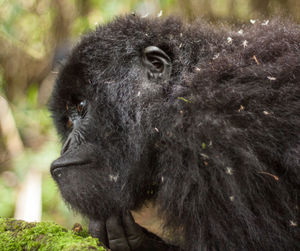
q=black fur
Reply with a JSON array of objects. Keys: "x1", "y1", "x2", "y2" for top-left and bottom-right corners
[{"x1": 49, "y1": 15, "x2": 300, "y2": 250}]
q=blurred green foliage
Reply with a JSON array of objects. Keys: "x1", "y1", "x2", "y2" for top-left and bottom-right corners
[
  {"x1": 0, "y1": 177, "x2": 16, "y2": 218},
  {"x1": 0, "y1": 0, "x2": 51, "y2": 59},
  {"x1": 0, "y1": 0, "x2": 299, "y2": 229},
  {"x1": 0, "y1": 68, "x2": 4, "y2": 96}
]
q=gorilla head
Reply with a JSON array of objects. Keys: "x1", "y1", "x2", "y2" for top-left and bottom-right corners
[
  {"x1": 49, "y1": 15, "x2": 300, "y2": 250},
  {"x1": 49, "y1": 16, "x2": 181, "y2": 219}
]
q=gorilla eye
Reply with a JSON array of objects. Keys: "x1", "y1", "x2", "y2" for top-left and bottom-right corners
[
  {"x1": 77, "y1": 100, "x2": 87, "y2": 116},
  {"x1": 67, "y1": 118, "x2": 73, "y2": 128},
  {"x1": 64, "y1": 100, "x2": 87, "y2": 129}
]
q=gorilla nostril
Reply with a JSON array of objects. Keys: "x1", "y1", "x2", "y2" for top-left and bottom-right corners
[
  {"x1": 51, "y1": 166, "x2": 63, "y2": 178},
  {"x1": 50, "y1": 158, "x2": 66, "y2": 178}
]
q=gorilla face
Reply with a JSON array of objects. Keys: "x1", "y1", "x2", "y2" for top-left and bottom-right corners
[
  {"x1": 49, "y1": 17, "x2": 176, "y2": 220},
  {"x1": 49, "y1": 65, "x2": 123, "y2": 220}
]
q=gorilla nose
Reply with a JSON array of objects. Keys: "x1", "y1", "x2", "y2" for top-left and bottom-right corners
[{"x1": 50, "y1": 157, "x2": 68, "y2": 178}]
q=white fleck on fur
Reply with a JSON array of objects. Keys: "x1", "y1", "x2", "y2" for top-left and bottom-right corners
[
  {"x1": 261, "y1": 20, "x2": 269, "y2": 26},
  {"x1": 267, "y1": 76, "x2": 276, "y2": 81},
  {"x1": 109, "y1": 174, "x2": 119, "y2": 182},
  {"x1": 227, "y1": 37, "x2": 233, "y2": 44},
  {"x1": 226, "y1": 167, "x2": 233, "y2": 175},
  {"x1": 213, "y1": 53, "x2": 220, "y2": 60},
  {"x1": 242, "y1": 40, "x2": 248, "y2": 48},
  {"x1": 201, "y1": 153, "x2": 209, "y2": 159}
]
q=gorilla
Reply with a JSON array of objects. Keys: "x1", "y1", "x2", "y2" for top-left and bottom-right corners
[{"x1": 49, "y1": 15, "x2": 300, "y2": 250}]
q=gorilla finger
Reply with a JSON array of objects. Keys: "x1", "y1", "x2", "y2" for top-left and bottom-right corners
[
  {"x1": 106, "y1": 215, "x2": 131, "y2": 251},
  {"x1": 122, "y1": 211, "x2": 173, "y2": 251},
  {"x1": 122, "y1": 211, "x2": 144, "y2": 249},
  {"x1": 88, "y1": 219, "x2": 108, "y2": 247}
]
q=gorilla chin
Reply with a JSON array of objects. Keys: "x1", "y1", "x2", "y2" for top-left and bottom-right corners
[
  {"x1": 49, "y1": 14, "x2": 300, "y2": 251},
  {"x1": 51, "y1": 156, "x2": 121, "y2": 221}
]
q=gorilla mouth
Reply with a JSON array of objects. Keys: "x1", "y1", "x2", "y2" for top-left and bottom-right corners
[
  {"x1": 50, "y1": 144, "x2": 95, "y2": 179},
  {"x1": 50, "y1": 158, "x2": 92, "y2": 179}
]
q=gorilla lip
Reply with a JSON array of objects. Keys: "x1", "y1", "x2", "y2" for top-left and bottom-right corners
[
  {"x1": 50, "y1": 158, "x2": 93, "y2": 181},
  {"x1": 50, "y1": 156, "x2": 92, "y2": 174}
]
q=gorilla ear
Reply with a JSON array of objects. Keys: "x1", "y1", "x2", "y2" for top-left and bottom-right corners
[{"x1": 143, "y1": 46, "x2": 172, "y2": 81}]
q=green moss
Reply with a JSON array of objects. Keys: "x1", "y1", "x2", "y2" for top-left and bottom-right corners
[{"x1": 0, "y1": 218, "x2": 106, "y2": 251}]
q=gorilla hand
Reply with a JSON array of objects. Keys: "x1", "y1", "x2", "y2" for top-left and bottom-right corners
[{"x1": 89, "y1": 212, "x2": 178, "y2": 251}]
